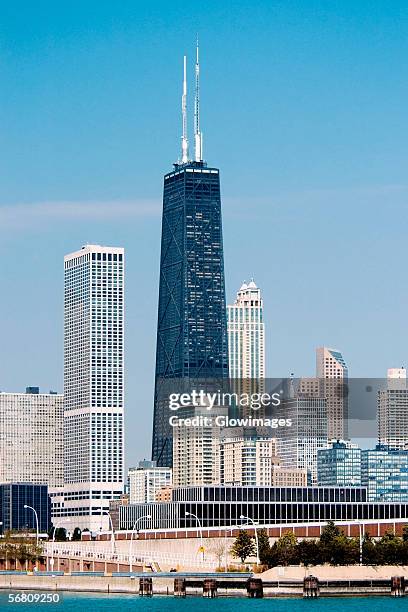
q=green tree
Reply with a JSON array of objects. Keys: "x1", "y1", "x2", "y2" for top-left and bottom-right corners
[
  {"x1": 402, "y1": 526, "x2": 408, "y2": 542},
  {"x1": 4, "y1": 542, "x2": 16, "y2": 562},
  {"x1": 329, "y1": 534, "x2": 359, "y2": 566},
  {"x1": 298, "y1": 539, "x2": 321, "y2": 567},
  {"x1": 257, "y1": 529, "x2": 271, "y2": 565},
  {"x1": 15, "y1": 542, "x2": 43, "y2": 570},
  {"x1": 54, "y1": 528, "x2": 67, "y2": 542},
  {"x1": 320, "y1": 521, "x2": 342, "y2": 545},
  {"x1": 320, "y1": 521, "x2": 345, "y2": 564},
  {"x1": 71, "y1": 527, "x2": 82, "y2": 542},
  {"x1": 16, "y1": 543, "x2": 30, "y2": 569},
  {"x1": 231, "y1": 530, "x2": 256, "y2": 564},
  {"x1": 275, "y1": 531, "x2": 298, "y2": 566},
  {"x1": 362, "y1": 533, "x2": 378, "y2": 565},
  {"x1": 376, "y1": 531, "x2": 403, "y2": 565}
]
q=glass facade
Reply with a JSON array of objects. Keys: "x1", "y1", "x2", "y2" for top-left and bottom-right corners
[
  {"x1": 0, "y1": 483, "x2": 51, "y2": 533},
  {"x1": 119, "y1": 484, "x2": 408, "y2": 531},
  {"x1": 152, "y1": 161, "x2": 229, "y2": 467},
  {"x1": 317, "y1": 441, "x2": 362, "y2": 486},
  {"x1": 361, "y1": 446, "x2": 408, "y2": 501}
]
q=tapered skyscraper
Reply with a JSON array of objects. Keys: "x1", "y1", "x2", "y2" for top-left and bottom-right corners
[{"x1": 152, "y1": 47, "x2": 228, "y2": 467}]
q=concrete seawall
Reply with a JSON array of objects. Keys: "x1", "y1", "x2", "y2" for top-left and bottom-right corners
[
  {"x1": 0, "y1": 575, "x2": 172, "y2": 595},
  {"x1": 0, "y1": 571, "x2": 407, "y2": 597}
]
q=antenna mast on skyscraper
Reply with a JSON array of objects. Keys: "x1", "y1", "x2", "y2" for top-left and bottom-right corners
[
  {"x1": 194, "y1": 36, "x2": 203, "y2": 162},
  {"x1": 181, "y1": 55, "x2": 189, "y2": 163}
]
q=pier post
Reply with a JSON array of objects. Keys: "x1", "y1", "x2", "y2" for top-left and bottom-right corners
[
  {"x1": 246, "y1": 578, "x2": 263, "y2": 598},
  {"x1": 174, "y1": 578, "x2": 186, "y2": 597},
  {"x1": 139, "y1": 577, "x2": 153, "y2": 597},
  {"x1": 203, "y1": 578, "x2": 218, "y2": 598},
  {"x1": 303, "y1": 575, "x2": 320, "y2": 598},
  {"x1": 391, "y1": 576, "x2": 405, "y2": 597}
]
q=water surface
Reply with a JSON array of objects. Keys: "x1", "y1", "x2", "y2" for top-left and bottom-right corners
[{"x1": 0, "y1": 593, "x2": 406, "y2": 612}]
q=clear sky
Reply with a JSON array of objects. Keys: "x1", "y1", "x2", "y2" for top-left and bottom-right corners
[{"x1": 1, "y1": 1, "x2": 408, "y2": 466}]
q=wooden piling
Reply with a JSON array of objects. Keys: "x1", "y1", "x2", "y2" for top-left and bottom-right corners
[
  {"x1": 174, "y1": 578, "x2": 186, "y2": 597},
  {"x1": 203, "y1": 578, "x2": 218, "y2": 598},
  {"x1": 246, "y1": 578, "x2": 263, "y2": 598},
  {"x1": 303, "y1": 575, "x2": 320, "y2": 598},
  {"x1": 391, "y1": 576, "x2": 405, "y2": 597},
  {"x1": 139, "y1": 577, "x2": 153, "y2": 597}
]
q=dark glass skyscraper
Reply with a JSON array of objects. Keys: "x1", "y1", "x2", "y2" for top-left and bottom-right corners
[{"x1": 152, "y1": 160, "x2": 229, "y2": 467}]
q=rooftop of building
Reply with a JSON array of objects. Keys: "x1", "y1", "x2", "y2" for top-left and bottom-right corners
[
  {"x1": 64, "y1": 244, "x2": 124, "y2": 261},
  {"x1": 0, "y1": 387, "x2": 62, "y2": 396}
]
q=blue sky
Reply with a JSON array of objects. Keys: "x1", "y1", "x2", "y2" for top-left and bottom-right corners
[{"x1": 1, "y1": 1, "x2": 408, "y2": 465}]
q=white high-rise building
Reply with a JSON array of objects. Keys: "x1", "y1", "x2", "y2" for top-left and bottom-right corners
[
  {"x1": 206, "y1": 428, "x2": 309, "y2": 487},
  {"x1": 221, "y1": 430, "x2": 278, "y2": 486},
  {"x1": 277, "y1": 397, "x2": 327, "y2": 483},
  {"x1": 128, "y1": 461, "x2": 172, "y2": 504},
  {"x1": 172, "y1": 407, "x2": 225, "y2": 487},
  {"x1": 316, "y1": 347, "x2": 348, "y2": 440},
  {"x1": 378, "y1": 368, "x2": 408, "y2": 450},
  {"x1": 58, "y1": 244, "x2": 125, "y2": 530},
  {"x1": 386, "y1": 368, "x2": 407, "y2": 389},
  {"x1": 227, "y1": 280, "x2": 265, "y2": 415},
  {"x1": 0, "y1": 387, "x2": 63, "y2": 487},
  {"x1": 228, "y1": 280, "x2": 265, "y2": 380}
]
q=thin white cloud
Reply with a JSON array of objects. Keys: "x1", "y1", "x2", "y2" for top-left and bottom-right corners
[
  {"x1": 0, "y1": 199, "x2": 161, "y2": 229},
  {"x1": 2, "y1": 184, "x2": 406, "y2": 228},
  {"x1": 223, "y1": 183, "x2": 408, "y2": 219}
]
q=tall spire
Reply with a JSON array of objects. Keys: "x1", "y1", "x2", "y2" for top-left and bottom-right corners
[
  {"x1": 194, "y1": 36, "x2": 202, "y2": 162},
  {"x1": 181, "y1": 55, "x2": 189, "y2": 164}
]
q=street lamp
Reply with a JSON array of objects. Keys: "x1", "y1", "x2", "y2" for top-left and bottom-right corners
[
  {"x1": 101, "y1": 511, "x2": 115, "y2": 554},
  {"x1": 24, "y1": 505, "x2": 39, "y2": 547},
  {"x1": 240, "y1": 514, "x2": 260, "y2": 565},
  {"x1": 49, "y1": 520, "x2": 71, "y2": 572},
  {"x1": 354, "y1": 520, "x2": 364, "y2": 566},
  {"x1": 185, "y1": 512, "x2": 204, "y2": 562},
  {"x1": 129, "y1": 515, "x2": 151, "y2": 572}
]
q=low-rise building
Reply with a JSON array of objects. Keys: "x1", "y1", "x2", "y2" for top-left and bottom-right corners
[
  {"x1": 271, "y1": 466, "x2": 309, "y2": 487},
  {"x1": 119, "y1": 484, "x2": 408, "y2": 531},
  {"x1": 155, "y1": 486, "x2": 172, "y2": 502},
  {"x1": 109, "y1": 493, "x2": 129, "y2": 530}
]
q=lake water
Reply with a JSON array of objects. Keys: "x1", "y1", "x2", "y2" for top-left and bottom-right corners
[{"x1": 0, "y1": 593, "x2": 406, "y2": 612}]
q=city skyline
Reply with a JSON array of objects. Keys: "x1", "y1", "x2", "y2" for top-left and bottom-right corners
[{"x1": 1, "y1": 2, "x2": 408, "y2": 468}]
